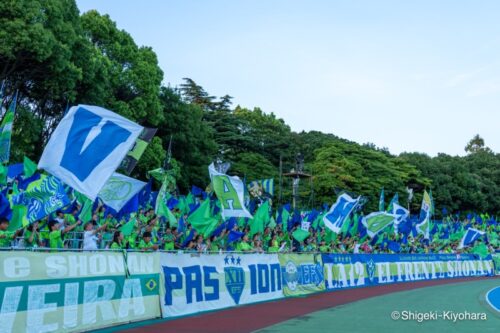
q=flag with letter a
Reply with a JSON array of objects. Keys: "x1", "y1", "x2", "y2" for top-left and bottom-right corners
[
  {"x1": 38, "y1": 105, "x2": 143, "y2": 200},
  {"x1": 208, "y1": 163, "x2": 252, "y2": 219}
]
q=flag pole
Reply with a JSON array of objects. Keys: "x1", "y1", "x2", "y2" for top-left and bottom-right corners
[{"x1": 278, "y1": 154, "x2": 283, "y2": 206}]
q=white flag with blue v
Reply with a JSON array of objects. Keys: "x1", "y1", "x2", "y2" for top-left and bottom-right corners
[
  {"x1": 323, "y1": 193, "x2": 360, "y2": 233},
  {"x1": 98, "y1": 172, "x2": 146, "y2": 212},
  {"x1": 38, "y1": 105, "x2": 143, "y2": 200},
  {"x1": 458, "y1": 228, "x2": 485, "y2": 249}
]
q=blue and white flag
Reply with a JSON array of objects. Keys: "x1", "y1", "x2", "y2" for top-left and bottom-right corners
[
  {"x1": 11, "y1": 175, "x2": 70, "y2": 224},
  {"x1": 248, "y1": 178, "x2": 274, "y2": 197},
  {"x1": 416, "y1": 211, "x2": 430, "y2": 239},
  {"x1": 38, "y1": 105, "x2": 143, "y2": 200},
  {"x1": 209, "y1": 163, "x2": 252, "y2": 219},
  {"x1": 458, "y1": 228, "x2": 485, "y2": 249},
  {"x1": 322, "y1": 193, "x2": 360, "y2": 233},
  {"x1": 98, "y1": 172, "x2": 146, "y2": 212},
  {"x1": 392, "y1": 203, "x2": 409, "y2": 233}
]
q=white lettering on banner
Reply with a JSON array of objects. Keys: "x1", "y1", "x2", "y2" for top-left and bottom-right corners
[
  {"x1": 128, "y1": 255, "x2": 154, "y2": 274},
  {"x1": 4, "y1": 258, "x2": 30, "y2": 278},
  {"x1": 324, "y1": 259, "x2": 494, "y2": 290},
  {"x1": 63, "y1": 283, "x2": 79, "y2": 329},
  {"x1": 27, "y1": 284, "x2": 59, "y2": 333},
  {"x1": 45, "y1": 254, "x2": 153, "y2": 278},
  {"x1": 324, "y1": 263, "x2": 366, "y2": 289},
  {"x1": 160, "y1": 253, "x2": 283, "y2": 317},
  {"x1": 45, "y1": 256, "x2": 67, "y2": 277},
  {"x1": 82, "y1": 280, "x2": 116, "y2": 325},
  {"x1": 0, "y1": 287, "x2": 22, "y2": 333},
  {"x1": 119, "y1": 279, "x2": 145, "y2": 318},
  {"x1": 0, "y1": 278, "x2": 149, "y2": 331}
]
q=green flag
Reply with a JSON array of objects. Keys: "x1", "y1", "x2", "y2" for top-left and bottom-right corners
[
  {"x1": 250, "y1": 200, "x2": 270, "y2": 236},
  {"x1": 312, "y1": 212, "x2": 325, "y2": 230},
  {"x1": 119, "y1": 219, "x2": 137, "y2": 237},
  {"x1": 0, "y1": 163, "x2": 7, "y2": 185},
  {"x1": 73, "y1": 191, "x2": 93, "y2": 223},
  {"x1": 341, "y1": 216, "x2": 351, "y2": 236},
  {"x1": 349, "y1": 214, "x2": 359, "y2": 237},
  {"x1": 472, "y1": 243, "x2": 489, "y2": 259},
  {"x1": 188, "y1": 199, "x2": 219, "y2": 238},
  {"x1": 8, "y1": 205, "x2": 27, "y2": 231},
  {"x1": 177, "y1": 196, "x2": 189, "y2": 215},
  {"x1": 0, "y1": 92, "x2": 17, "y2": 163},
  {"x1": 268, "y1": 216, "x2": 276, "y2": 229},
  {"x1": 155, "y1": 180, "x2": 177, "y2": 226},
  {"x1": 23, "y1": 156, "x2": 38, "y2": 178},
  {"x1": 281, "y1": 207, "x2": 290, "y2": 231},
  {"x1": 78, "y1": 197, "x2": 93, "y2": 223},
  {"x1": 292, "y1": 228, "x2": 310, "y2": 242},
  {"x1": 386, "y1": 193, "x2": 399, "y2": 213}
]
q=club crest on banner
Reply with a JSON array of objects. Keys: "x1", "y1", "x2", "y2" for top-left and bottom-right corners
[
  {"x1": 224, "y1": 254, "x2": 245, "y2": 305},
  {"x1": 283, "y1": 261, "x2": 299, "y2": 291},
  {"x1": 366, "y1": 259, "x2": 376, "y2": 282}
]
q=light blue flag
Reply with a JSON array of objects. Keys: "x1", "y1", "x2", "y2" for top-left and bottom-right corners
[
  {"x1": 98, "y1": 173, "x2": 146, "y2": 211},
  {"x1": 323, "y1": 193, "x2": 360, "y2": 233},
  {"x1": 38, "y1": 105, "x2": 143, "y2": 200},
  {"x1": 11, "y1": 175, "x2": 70, "y2": 224},
  {"x1": 379, "y1": 188, "x2": 385, "y2": 211},
  {"x1": 458, "y1": 228, "x2": 485, "y2": 249}
]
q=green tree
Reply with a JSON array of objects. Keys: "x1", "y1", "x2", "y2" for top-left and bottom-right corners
[
  {"x1": 464, "y1": 134, "x2": 492, "y2": 154},
  {"x1": 156, "y1": 87, "x2": 217, "y2": 190}
]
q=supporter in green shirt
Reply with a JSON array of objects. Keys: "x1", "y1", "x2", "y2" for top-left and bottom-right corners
[
  {"x1": 48, "y1": 219, "x2": 81, "y2": 249},
  {"x1": 138, "y1": 231, "x2": 158, "y2": 251},
  {"x1": 268, "y1": 235, "x2": 280, "y2": 252},
  {"x1": 237, "y1": 235, "x2": 253, "y2": 252},
  {"x1": 0, "y1": 218, "x2": 21, "y2": 248},
  {"x1": 319, "y1": 241, "x2": 330, "y2": 253},
  {"x1": 24, "y1": 221, "x2": 42, "y2": 248},
  {"x1": 208, "y1": 236, "x2": 219, "y2": 252},
  {"x1": 109, "y1": 231, "x2": 126, "y2": 250},
  {"x1": 163, "y1": 228, "x2": 176, "y2": 251}
]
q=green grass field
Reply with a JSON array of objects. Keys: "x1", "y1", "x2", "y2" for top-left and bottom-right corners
[{"x1": 256, "y1": 279, "x2": 500, "y2": 333}]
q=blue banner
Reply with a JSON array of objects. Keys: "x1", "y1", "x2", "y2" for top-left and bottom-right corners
[{"x1": 322, "y1": 253, "x2": 494, "y2": 290}]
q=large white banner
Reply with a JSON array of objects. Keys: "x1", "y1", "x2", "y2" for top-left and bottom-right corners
[
  {"x1": 160, "y1": 253, "x2": 283, "y2": 317},
  {"x1": 39, "y1": 105, "x2": 143, "y2": 200},
  {"x1": 0, "y1": 252, "x2": 161, "y2": 333}
]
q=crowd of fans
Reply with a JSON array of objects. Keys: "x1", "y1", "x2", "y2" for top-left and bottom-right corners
[{"x1": 0, "y1": 203, "x2": 497, "y2": 255}]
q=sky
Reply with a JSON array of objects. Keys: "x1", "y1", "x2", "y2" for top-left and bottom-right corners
[{"x1": 76, "y1": 0, "x2": 500, "y2": 156}]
